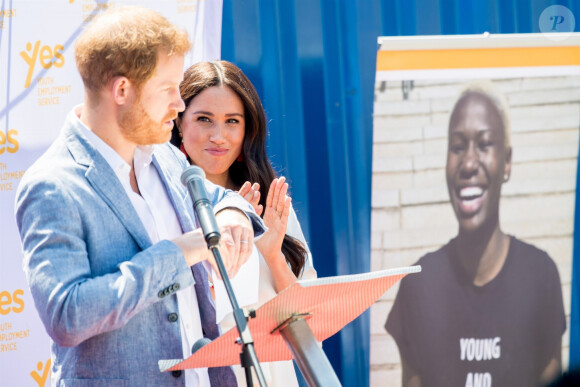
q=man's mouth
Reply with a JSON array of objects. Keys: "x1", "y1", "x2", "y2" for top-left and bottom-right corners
[{"x1": 163, "y1": 111, "x2": 178, "y2": 123}]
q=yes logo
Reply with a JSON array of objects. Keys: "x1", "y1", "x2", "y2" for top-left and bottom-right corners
[
  {"x1": 0, "y1": 289, "x2": 24, "y2": 315},
  {"x1": 0, "y1": 129, "x2": 19, "y2": 154},
  {"x1": 20, "y1": 41, "x2": 65, "y2": 88}
]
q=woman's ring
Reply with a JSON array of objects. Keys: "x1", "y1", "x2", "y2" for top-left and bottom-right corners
[{"x1": 240, "y1": 240, "x2": 249, "y2": 244}]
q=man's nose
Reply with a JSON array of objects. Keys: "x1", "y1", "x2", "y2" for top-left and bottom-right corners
[{"x1": 174, "y1": 96, "x2": 186, "y2": 113}]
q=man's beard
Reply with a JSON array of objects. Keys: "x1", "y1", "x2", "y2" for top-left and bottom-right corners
[{"x1": 118, "y1": 97, "x2": 177, "y2": 146}]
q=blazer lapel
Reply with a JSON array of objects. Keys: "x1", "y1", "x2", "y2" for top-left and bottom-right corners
[
  {"x1": 64, "y1": 122, "x2": 152, "y2": 251},
  {"x1": 152, "y1": 151, "x2": 196, "y2": 233},
  {"x1": 152, "y1": 150, "x2": 224, "y2": 335}
]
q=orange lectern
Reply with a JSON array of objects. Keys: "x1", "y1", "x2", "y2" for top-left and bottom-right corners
[{"x1": 159, "y1": 266, "x2": 421, "y2": 386}]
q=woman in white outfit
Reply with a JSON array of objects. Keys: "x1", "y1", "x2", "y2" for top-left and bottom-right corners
[{"x1": 172, "y1": 60, "x2": 316, "y2": 386}]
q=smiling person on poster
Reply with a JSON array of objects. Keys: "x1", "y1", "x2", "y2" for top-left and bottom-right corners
[
  {"x1": 15, "y1": 6, "x2": 265, "y2": 386},
  {"x1": 385, "y1": 82, "x2": 566, "y2": 387},
  {"x1": 171, "y1": 60, "x2": 317, "y2": 386}
]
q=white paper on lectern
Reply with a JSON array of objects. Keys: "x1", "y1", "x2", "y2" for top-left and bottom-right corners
[{"x1": 212, "y1": 246, "x2": 260, "y2": 323}]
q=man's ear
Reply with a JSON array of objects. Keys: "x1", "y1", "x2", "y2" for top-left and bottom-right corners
[{"x1": 111, "y1": 76, "x2": 133, "y2": 105}]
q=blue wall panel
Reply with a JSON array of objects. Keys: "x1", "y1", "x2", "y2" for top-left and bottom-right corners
[{"x1": 222, "y1": 0, "x2": 580, "y2": 385}]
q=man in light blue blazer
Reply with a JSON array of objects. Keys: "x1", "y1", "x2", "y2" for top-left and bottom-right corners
[{"x1": 15, "y1": 6, "x2": 261, "y2": 386}]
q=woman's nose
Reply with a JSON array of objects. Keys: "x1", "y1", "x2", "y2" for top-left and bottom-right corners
[
  {"x1": 460, "y1": 143, "x2": 479, "y2": 176},
  {"x1": 209, "y1": 124, "x2": 226, "y2": 143}
]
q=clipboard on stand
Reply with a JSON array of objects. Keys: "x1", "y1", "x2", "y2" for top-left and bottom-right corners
[{"x1": 159, "y1": 266, "x2": 421, "y2": 386}]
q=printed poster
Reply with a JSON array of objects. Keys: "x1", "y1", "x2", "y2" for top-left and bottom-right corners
[{"x1": 370, "y1": 33, "x2": 580, "y2": 387}]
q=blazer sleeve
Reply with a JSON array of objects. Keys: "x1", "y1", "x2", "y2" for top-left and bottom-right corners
[{"x1": 15, "y1": 173, "x2": 195, "y2": 348}]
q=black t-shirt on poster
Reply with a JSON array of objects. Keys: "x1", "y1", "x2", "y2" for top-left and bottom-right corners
[{"x1": 386, "y1": 236, "x2": 566, "y2": 387}]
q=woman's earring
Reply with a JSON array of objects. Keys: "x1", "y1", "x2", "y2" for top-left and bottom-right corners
[
  {"x1": 180, "y1": 143, "x2": 188, "y2": 158},
  {"x1": 237, "y1": 153, "x2": 244, "y2": 162}
]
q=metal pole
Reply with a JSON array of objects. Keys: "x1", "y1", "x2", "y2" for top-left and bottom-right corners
[
  {"x1": 210, "y1": 246, "x2": 267, "y2": 387},
  {"x1": 279, "y1": 318, "x2": 341, "y2": 387}
]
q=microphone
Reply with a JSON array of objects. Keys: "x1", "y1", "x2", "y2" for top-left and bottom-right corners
[
  {"x1": 181, "y1": 165, "x2": 221, "y2": 248},
  {"x1": 191, "y1": 337, "x2": 212, "y2": 354}
]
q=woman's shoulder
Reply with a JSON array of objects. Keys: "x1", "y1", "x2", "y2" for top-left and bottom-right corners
[
  {"x1": 395, "y1": 242, "x2": 454, "y2": 289},
  {"x1": 509, "y1": 236, "x2": 554, "y2": 263},
  {"x1": 414, "y1": 241, "x2": 454, "y2": 268},
  {"x1": 285, "y1": 205, "x2": 318, "y2": 279},
  {"x1": 508, "y1": 236, "x2": 559, "y2": 273},
  {"x1": 285, "y1": 205, "x2": 301, "y2": 234},
  {"x1": 285, "y1": 205, "x2": 310, "y2": 247}
]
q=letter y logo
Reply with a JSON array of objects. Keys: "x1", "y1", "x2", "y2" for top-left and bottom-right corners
[
  {"x1": 30, "y1": 358, "x2": 51, "y2": 387},
  {"x1": 19, "y1": 41, "x2": 41, "y2": 88}
]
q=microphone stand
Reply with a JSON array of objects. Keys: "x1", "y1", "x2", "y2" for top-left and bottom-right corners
[
  {"x1": 181, "y1": 166, "x2": 266, "y2": 386},
  {"x1": 208, "y1": 241, "x2": 267, "y2": 387}
]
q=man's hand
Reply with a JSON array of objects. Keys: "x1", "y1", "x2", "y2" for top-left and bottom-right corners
[
  {"x1": 172, "y1": 208, "x2": 253, "y2": 278},
  {"x1": 172, "y1": 229, "x2": 212, "y2": 267}
]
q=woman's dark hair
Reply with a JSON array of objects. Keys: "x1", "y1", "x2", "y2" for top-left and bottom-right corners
[{"x1": 171, "y1": 60, "x2": 306, "y2": 277}]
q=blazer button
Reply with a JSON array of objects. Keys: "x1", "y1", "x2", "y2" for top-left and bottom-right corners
[
  {"x1": 164, "y1": 288, "x2": 171, "y2": 296},
  {"x1": 168, "y1": 313, "x2": 178, "y2": 323},
  {"x1": 173, "y1": 283, "x2": 180, "y2": 291},
  {"x1": 158, "y1": 290, "x2": 165, "y2": 298},
  {"x1": 172, "y1": 370, "x2": 182, "y2": 378}
]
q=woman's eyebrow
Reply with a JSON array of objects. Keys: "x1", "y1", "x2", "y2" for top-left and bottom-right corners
[{"x1": 192, "y1": 110, "x2": 214, "y2": 116}]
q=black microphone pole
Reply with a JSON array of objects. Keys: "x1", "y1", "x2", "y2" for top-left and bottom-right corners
[{"x1": 181, "y1": 166, "x2": 267, "y2": 387}]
